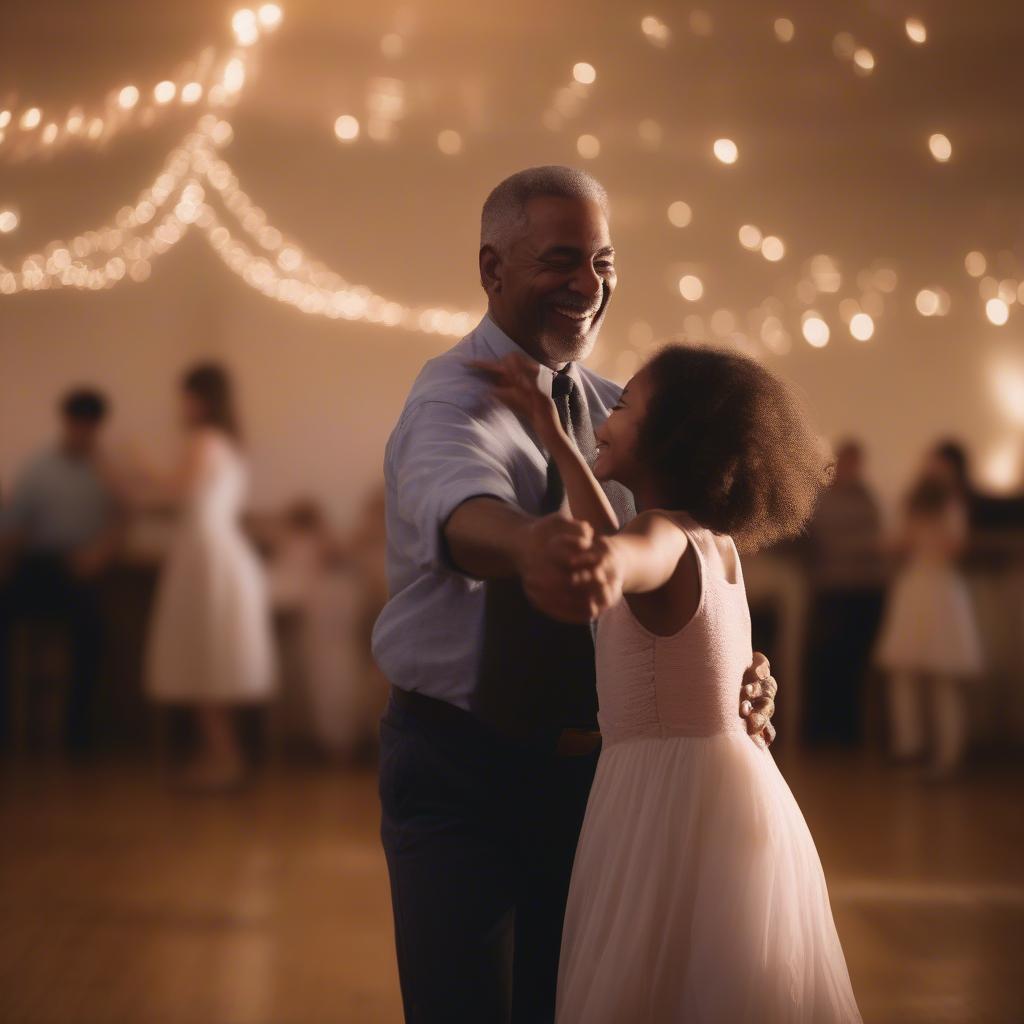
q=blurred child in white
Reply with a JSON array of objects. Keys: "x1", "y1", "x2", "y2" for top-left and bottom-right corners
[{"x1": 876, "y1": 444, "x2": 984, "y2": 778}]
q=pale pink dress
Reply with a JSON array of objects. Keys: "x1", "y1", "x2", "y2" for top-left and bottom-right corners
[{"x1": 556, "y1": 515, "x2": 861, "y2": 1023}]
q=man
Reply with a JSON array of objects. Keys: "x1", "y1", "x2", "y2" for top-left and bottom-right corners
[
  {"x1": 804, "y1": 440, "x2": 886, "y2": 745},
  {"x1": 372, "y1": 166, "x2": 777, "y2": 1022},
  {"x1": 0, "y1": 388, "x2": 124, "y2": 752}
]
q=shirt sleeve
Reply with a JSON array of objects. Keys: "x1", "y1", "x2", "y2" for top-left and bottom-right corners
[
  {"x1": 0, "y1": 462, "x2": 39, "y2": 535},
  {"x1": 390, "y1": 399, "x2": 519, "y2": 573}
]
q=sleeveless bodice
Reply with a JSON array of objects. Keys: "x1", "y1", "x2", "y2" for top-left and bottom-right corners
[
  {"x1": 181, "y1": 439, "x2": 248, "y2": 531},
  {"x1": 595, "y1": 517, "x2": 752, "y2": 747}
]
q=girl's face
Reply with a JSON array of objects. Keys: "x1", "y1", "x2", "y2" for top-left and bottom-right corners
[{"x1": 593, "y1": 368, "x2": 652, "y2": 488}]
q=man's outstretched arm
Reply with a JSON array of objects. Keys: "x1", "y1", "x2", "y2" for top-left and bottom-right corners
[{"x1": 445, "y1": 498, "x2": 609, "y2": 623}]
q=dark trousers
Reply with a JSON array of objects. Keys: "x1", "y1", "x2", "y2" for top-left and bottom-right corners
[
  {"x1": 0, "y1": 553, "x2": 103, "y2": 751},
  {"x1": 379, "y1": 694, "x2": 599, "y2": 1024},
  {"x1": 804, "y1": 587, "x2": 884, "y2": 746}
]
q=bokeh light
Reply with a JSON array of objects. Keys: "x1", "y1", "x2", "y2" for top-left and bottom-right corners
[
  {"x1": 713, "y1": 138, "x2": 738, "y2": 164},
  {"x1": 667, "y1": 201, "x2": 692, "y2": 228},
  {"x1": 678, "y1": 275, "x2": 704, "y2": 301}
]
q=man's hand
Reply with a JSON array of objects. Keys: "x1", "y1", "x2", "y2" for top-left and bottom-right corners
[
  {"x1": 739, "y1": 651, "x2": 778, "y2": 750},
  {"x1": 67, "y1": 543, "x2": 109, "y2": 580},
  {"x1": 517, "y1": 514, "x2": 621, "y2": 623}
]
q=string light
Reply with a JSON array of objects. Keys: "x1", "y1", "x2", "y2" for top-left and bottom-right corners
[
  {"x1": 257, "y1": 3, "x2": 283, "y2": 29},
  {"x1": 117, "y1": 86, "x2": 140, "y2": 110},
  {"x1": 802, "y1": 313, "x2": 830, "y2": 348},
  {"x1": 0, "y1": 116, "x2": 475, "y2": 335},
  {"x1": 231, "y1": 9, "x2": 260, "y2": 46},
  {"x1": 849, "y1": 312, "x2": 874, "y2": 341},
  {"x1": 985, "y1": 298, "x2": 1010, "y2": 326},
  {"x1": 1, "y1": 7, "x2": 280, "y2": 163},
  {"x1": 916, "y1": 289, "x2": 940, "y2": 316},
  {"x1": 641, "y1": 16, "x2": 671, "y2": 47},
  {"x1": 334, "y1": 115, "x2": 360, "y2": 142},
  {"x1": 738, "y1": 224, "x2": 762, "y2": 251},
  {"x1": 905, "y1": 18, "x2": 927, "y2": 44},
  {"x1": 0, "y1": 4, "x2": 1013, "y2": 356},
  {"x1": 928, "y1": 132, "x2": 952, "y2": 162},
  {"x1": 436, "y1": 129, "x2": 462, "y2": 155},
  {"x1": 760, "y1": 236, "x2": 785, "y2": 262},
  {"x1": 0, "y1": 209, "x2": 18, "y2": 233},
  {"x1": 713, "y1": 138, "x2": 738, "y2": 164},
  {"x1": 667, "y1": 201, "x2": 692, "y2": 228},
  {"x1": 572, "y1": 63, "x2": 596, "y2": 86},
  {"x1": 678, "y1": 275, "x2": 704, "y2": 301},
  {"x1": 852, "y1": 48, "x2": 875, "y2": 74},
  {"x1": 965, "y1": 251, "x2": 986, "y2": 277},
  {"x1": 773, "y1": 18, "x2": 795, "y2": 43}
]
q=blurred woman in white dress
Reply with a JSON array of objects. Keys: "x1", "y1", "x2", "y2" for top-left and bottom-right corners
[
  {"x1": 876, "y1": 445, "x2": 983, "y2": 778},
  {"x1": 144, "y1": 363, "x2": 276, "y2": 790}
]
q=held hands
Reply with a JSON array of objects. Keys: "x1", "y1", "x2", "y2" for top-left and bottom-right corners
[
  {"x1": 517, "y1": 514, "x2": 624, "y2": 624},
  {"x1": 740, "y1": 651, "x2": 778, "y2": 750},
  {"x1": 468, "y1": 354, "x2": 562, "y2": 442}
]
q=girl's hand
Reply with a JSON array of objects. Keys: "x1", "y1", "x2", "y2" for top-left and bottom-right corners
[{"x1": 469, "y1": 354, "x2": 562, "y2": 441}]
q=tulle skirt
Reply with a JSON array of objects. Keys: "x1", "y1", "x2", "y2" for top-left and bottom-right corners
[{"x1": 556, "y1": 732, "x2": 862, "y2": 1023}]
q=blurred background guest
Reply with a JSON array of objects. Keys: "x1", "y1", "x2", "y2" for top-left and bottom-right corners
[
  {"x1": 132, "y1": 363, "x2": 276, "y2": 791},
  {"x1": 876, "y1": 443, "x2": 984, "y2": 779},
  {"x1": 803, "y1": 439, "x2": 886, "y2": 746},
  {"x1": 0, "y1": 388, "x2": 124, "y2": 754},
  {"x1": 268, "y1": 489, "x2": 388, "y2": 760}
]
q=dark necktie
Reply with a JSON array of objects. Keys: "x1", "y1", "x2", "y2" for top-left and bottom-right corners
[
  {"x1": 475, "y1": 366, "x2": 634, "y2": 740},
  {"x1": 545, "y1": 368, "x2": 634, "y2": 525}
]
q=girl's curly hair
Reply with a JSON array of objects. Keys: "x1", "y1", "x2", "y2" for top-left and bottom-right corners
[{"x1": 636, "y1": 343, "x2": 832, "y2": 551}]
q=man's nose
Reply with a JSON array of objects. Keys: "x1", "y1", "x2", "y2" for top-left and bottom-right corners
[{"x1": 568, "y1": 263, "x2": 603, "y2": 302}]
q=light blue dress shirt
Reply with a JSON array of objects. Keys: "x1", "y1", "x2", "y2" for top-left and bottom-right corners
[
  {"x1": 371, "y1": 315, "x2": 624, "y2": 711},
  {"x1": 0, "y1": 446, "x2": 116, "y2": 552}
]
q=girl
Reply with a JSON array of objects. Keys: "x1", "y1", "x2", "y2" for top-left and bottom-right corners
[
  {"x1": 142, "y1": 363, "x2": 276, "y2": 790},
  {"x1": 479, "y1": 344, "x2": 860, "y2": 1023},
  {"x1": 876, "y1": 445, "x2": 983, "y2": 778}
]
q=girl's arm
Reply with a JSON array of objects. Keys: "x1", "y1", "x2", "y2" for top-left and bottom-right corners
[
  {"x1": 119, "y1": 431, "x2": 215, "y2": 507},
  {"x1": 601, "y1": 510, "x2": 690, "y2": 594},
  {"x1": 470, "y1": 353, "x2": 619, "y2": 535}
]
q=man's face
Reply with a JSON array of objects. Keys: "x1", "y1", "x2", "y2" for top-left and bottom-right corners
[
  {"x1": 483, "y1": 195, "x2": 616, "y2": 367},
  {"x1": 61, "y1": 417, "x2": 100, "y2": 456}
]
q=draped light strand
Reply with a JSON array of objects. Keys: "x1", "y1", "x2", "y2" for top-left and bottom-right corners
[
  {"x1": 0, "y1": 116, "x2": 477, "y2": 336},
  {"x1": 0, "y1": 6, "x2": 280, "y2": 162}
]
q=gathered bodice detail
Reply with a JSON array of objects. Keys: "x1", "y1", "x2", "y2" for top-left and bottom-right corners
[{"x1": 596, "y1": 517, "x2": 752, "y2": 746}]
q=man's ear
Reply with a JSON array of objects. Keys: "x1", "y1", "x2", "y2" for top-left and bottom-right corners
[{"x1": 479, "y1": 245, "x2": 502, "y2": 295}]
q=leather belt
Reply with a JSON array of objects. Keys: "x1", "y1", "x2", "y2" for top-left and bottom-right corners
[{"x1": 390, "y1": 687, "x2": 601, "y2": 758}]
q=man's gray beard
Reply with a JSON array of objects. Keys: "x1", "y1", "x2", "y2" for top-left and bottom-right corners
[{"x1": 540, "y1": 330, "x2": 599, "y2": 365}]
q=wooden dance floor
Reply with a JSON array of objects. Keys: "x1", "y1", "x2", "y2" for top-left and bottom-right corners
[{"x1": 1, "y1": 750, "x2": 1021, "y2": 1023}]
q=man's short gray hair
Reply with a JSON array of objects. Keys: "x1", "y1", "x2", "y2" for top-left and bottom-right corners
[{"x1": 480, "y1": 165, "x2": 609, "y2": 253}]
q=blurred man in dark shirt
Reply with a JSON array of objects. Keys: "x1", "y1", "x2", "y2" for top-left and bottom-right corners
[
  {"x1": 804, "y1": 440, "x2": 886, "y2": 745},
  {"x1": 0, "y1": 389, "x2": 124, "y2": 752}
]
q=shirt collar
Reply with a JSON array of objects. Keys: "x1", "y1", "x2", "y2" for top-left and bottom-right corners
[{"x1": 476, "y1": 313, "x2": 583, "y2": 399}]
